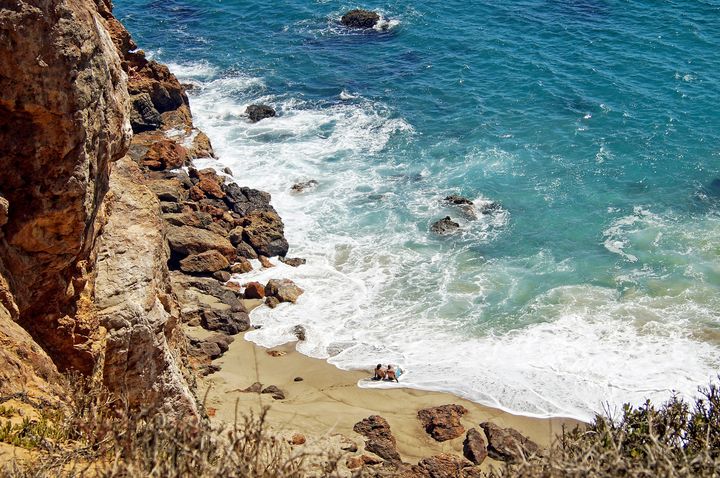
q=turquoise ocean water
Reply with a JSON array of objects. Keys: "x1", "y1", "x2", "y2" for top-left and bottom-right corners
[{"x1": 117, "y1": 0, "x2": 720, "y2": 420}]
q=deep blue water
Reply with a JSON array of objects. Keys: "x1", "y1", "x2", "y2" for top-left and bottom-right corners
[{"x1": 117, "y1": 0, "x2": 720, "y2": 419}]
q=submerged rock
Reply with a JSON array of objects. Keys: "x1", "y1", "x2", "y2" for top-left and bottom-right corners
[
  {"x1": 341, "y1": 9, "x2": 380, "y2": 28},
  {"x1": 246, "y1": 104, "x2": 276, "y2": 122},
  {"x1": 444, "y1": 194, "x2": 474, "y2": 206},
  {"x1": 291, "y1": 180, "x2": 319, "y2": 193},
  {"x1": 292, "y1": 324, "x2": 307, "y2": 341},
  {"x1": 431, "y1": 216, "x2": 460, "y2": 234}
]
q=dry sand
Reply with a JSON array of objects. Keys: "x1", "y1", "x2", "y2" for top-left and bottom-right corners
[{"x1": 198, "y1": 327, "x2": 584, "y2": 469}]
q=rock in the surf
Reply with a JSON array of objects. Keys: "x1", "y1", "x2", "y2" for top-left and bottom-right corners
[
  {"x1": 246, "y1": 104, "x2": 276, "y2": 122},
  {"x1": 279, "y1": 257, "x2": 306, "y2": 267},
  {"x1": 265, "y1": 279, "x2": 304, "y2": 303},
  {"x1": 341, "y1": 9, "x2": 380, "y2": 29},
  {"x1": 431, "y1": 216, "x2": 460, "y2": 234},
  {"x1": 480, "y1": 422, "x2": 541, "y2": 462},
  {"x1": 291, "y1": 179, "x2": 319, "y2": 193},
  {"x1": 444, "y1": 194, "x2": 474, "y2": 206}
]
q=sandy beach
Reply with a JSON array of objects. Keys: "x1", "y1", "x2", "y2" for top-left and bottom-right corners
[{"x1": 196, "y1": 323, "x2": 583, "y2": 471}]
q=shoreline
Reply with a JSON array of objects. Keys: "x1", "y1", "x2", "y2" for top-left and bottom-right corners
[{"x1": 197, "y1": 323, "x2": 584, "y2": 469}]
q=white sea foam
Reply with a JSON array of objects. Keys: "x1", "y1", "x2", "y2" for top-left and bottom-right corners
[{"x1": 173, "y1": 63, "x2": 720, "y2": 420}]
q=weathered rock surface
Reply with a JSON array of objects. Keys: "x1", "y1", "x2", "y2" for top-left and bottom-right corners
[
  {"x1": 480, "y1": 422, "x2": 542, "y2": 462},
  {"x1": 291, "y1": 180, "x2": 319, "y2": 193},
  {"x1": 201, "y1": 309, "x2": 250, "y2": 335},
  {"x1": 179, "y1": 250, "x2": 230, "y2": 274},
  {"x1": 246, "y1": 104, "x2": 276, "y2": 122},
  {"x1": 142, "y1": 139, "x2": 188, "y2": 170},
  {"x1": 341, "y1": 9, "x2": 380, "y2": 28},
  {"x1": 417, "y1": 404, "x2": 468, "y2": 442},
  {"x1": 415, "y1": 454, "x2": 473, "y2": 478},
  {"x1": 167, "y1": 225, "x2": 236, "y2": 260},
  {"x1": 261, "y1": 385, "x2": 285, "y2": 400},
  {"x1": 431, "y1": 216, "x2": 460, "y2": 234},
  {"x1": 444, "y1": 195, "x2": 474, "y2": 206},
  {"x1": 279, "y1": 257, "x2": 306, "y2": 267},
  {"x1": 462, "y1": 428, "x2": 488, "y2": 465},
  {"x1": 265, "y1": 279, "x2": 304, "y2": 303},
  {"x1": 353, "y1": 415, "x2": 402, "y2": 463},
  {"x1": 94, "y1": 158, "x2": 197, "y2": 415},
  {"x1": 0, "y1": 0, "x2": 131, "y2": 374},
  {"x1": 130, "y1": 93, "x2": 162, "y2": 133},
  {"x1": 243, "y1": 282, "x2": 266, "y2": 299}
]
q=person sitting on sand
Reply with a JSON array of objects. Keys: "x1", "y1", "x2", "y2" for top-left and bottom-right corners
[
  {"x1": 373, "y1": 364, "x2": 387, "y2": 381},
  {"x1": 385, "y1": 364, "x2": 399, "y2": 382}
]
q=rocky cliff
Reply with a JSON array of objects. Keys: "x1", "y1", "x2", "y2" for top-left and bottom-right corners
[{"x1": 0, "y1": 0, "x2": 291, "y2": 417}]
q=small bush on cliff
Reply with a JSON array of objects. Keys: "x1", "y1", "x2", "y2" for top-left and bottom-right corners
[{"x1": 491, "y1": 380, "x2": 720, "y2": 478}]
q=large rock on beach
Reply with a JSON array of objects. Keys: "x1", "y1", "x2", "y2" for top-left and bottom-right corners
[
  {"x1": 341, "y1": 9, "x2": 380, "y2": 28},
  {"x1": 431, "y1": 216, "x2": 460, "y2": 234},
  {"x1": 265, "y1": 279, "x2": 304, "y2": 303},
  {"x1": 463, "y1": 428, "x2": 488, "y2": 465},
  {"x1": 246, "y1": 104, "x2": 276, "y2": 122},
  {"x1": 201, "y1": 309, "x2": 250, "y2": 335},
  {"x1": 417, "y1": 404, "x2": 468, "y2": 442},
  {"x1": 353, "y1": 415, "x2": 402, "y2": 463},
  {"x1": 480, "y1": 422, "x2": 541, "y2": 462}
]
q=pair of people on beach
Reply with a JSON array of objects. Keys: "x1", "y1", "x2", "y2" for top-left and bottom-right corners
[{"x1": 373, "y1": 364, "x2": 400, "y2": 382}]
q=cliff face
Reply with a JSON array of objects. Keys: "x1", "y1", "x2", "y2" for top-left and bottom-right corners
[
  {"x1": 0, "y1": 0, "x2": 130, "y2": 388},
  {"x1": 0, "y1": 0, "x2": 196, "y2": 414}
]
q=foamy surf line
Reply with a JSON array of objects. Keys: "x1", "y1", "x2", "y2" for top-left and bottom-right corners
[{"x1": 175, "y1": 62, "x2": 720, "y2": 422}]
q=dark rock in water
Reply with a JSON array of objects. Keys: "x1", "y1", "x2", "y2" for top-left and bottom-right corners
[
  {"x1": 222, "y1": 167, "x2": 233, "y2": 176},
  {"x1": 129, "y1": 93, "x2": 161, "y2": 133},
  {"x1": 431, "y1": 216, "x2": 460, "y2": 234},
  {"x1": 341, "y1": 9, "x2": 380, "y2": 28},
  {"x1": 291, "y1": 180, "x2": 319, "y2": 193},
  {"x1": 463, "y1": 428, "x2": 488, "y2": 465},
  {"x1": 223, "y1": 183, "x2": 274, "y2": 216},
  {"x1": 445, "y1": 194, "x2": 474, "y2": 206},
  {"x1": 708, "y1": 178, "x2": 720, "y2": 196},
  {"x1": 478, "y1": 201, "x2": 501, "y2": 214},
  {"x1": 242, "y1": 211, "x2": 289, "y2": 258},
  {"x1": 279, "y1": 257, "x2": 306, "y2": 267},
  {"x1": 480, "y1": 422, "x2": 541, "y2": 462},
  {"x1": 181, "y1": 82, "x2": 195, "y2": 91},
  {"x1": 292, "y1": 325, "x2": 307, "y2": 341},
  {"x1": 246, "y1": 104, "x2": 276, "y2": 122},
  {"x1": 417, "y1": 404, "x2": 468, "y2": 442}
]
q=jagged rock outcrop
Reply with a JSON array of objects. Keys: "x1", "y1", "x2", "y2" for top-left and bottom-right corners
[
  {"x1": 0, "y1": 0, "x2": 130, "y2": 375},
  {"x1": 95, "y1": 157, "x2": 197, "y2": 414}
]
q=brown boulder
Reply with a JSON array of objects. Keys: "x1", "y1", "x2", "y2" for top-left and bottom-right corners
[
  {"x1": 265, "y1": 279, "x2": 304, "y2": 303},
  {"x1": 244, "y1": 282, "x2": 265, "y2": 299},
  {"x1": 279, "y1": 257, "x2": 306, "y2": 267},
  {"x1": 462, "y1": 428, "x2": 488, "y2": 465},
  {"x1": 414, "y1": 454, "x2": 473, "y2": 478},
  {"x1": 213, "y1": 270, "x2": 231, "y2": 282},
  {"x1": 167, "y1": 225, "x2": 235, "y2": 260},
  {"x1": 480, "y1": 422, "x2": 541, "y2": 462},
  {"x1": 241, "y1": 211, "x2": 289, "y2": 257},
  {"x1": 201, "y1": 309, "x2": 250, "y2": 335},
  {"x1": 266, "y1": 296, "x2": 280, "y2": 308},
  {"x1": 353, "y1": 415, "x2": 401, "y2": 463},
  {"x1": 259, "y1": 255, "x2": 274, "y2": 268},
  {"x1": 230, "y1": 258, "x2": 253, "y2": 274},
  {"x1": 179, "y1": 250, "x2": 230, "y2": 274},
  {"x1": 187, "y1": 131, "x2": 215, "y2": 159},
  {"x1": 142, "y1": 139, "x2": 187, "y2": 170},
  {"x1": 417, "y1": 404, "x2": 468, "y2": 442}
]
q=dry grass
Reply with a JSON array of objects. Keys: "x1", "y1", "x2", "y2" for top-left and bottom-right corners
[
  {"x1": 0, "y1": 375, "x2": 340, "y2": 478},
  {"x1": 491, "y1": 380, "x2": 720, "y2": 478}
]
